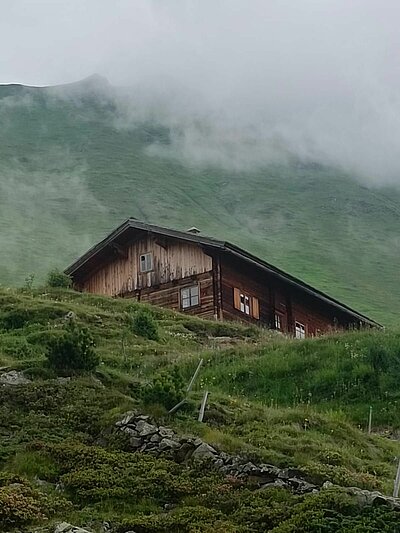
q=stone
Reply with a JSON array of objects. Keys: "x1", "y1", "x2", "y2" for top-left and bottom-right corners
[
  {"x1": 159, "y1": 426, "x2": 175, "y2": 439},
  {"x1": 260, "y1": 464, "x2": 281, "y2": 477},
  {"x1": 277, "y1": 468, "x2": 305, "y2": 480},
  {"x1": 129, "y1": 437, "x2": 142, "y2": 449},
  {"x1": 175, "y1": 442, "x2": 196, "y2": 462},
  {"x1": 0, "y1": 370, "x2": 31, "y2": 385},
  {"x1": 121, "y1": 427, "x2": 139, "y2": 436},
  {"x1": 120, "y1": 412, "x2": 135, "y2": 426},
  {"x1": 287, "y1": 477, "x2": 317, "y2": 493},
  {"x1": 150, "y1": 433, "x2": 162, "y2": 443},
  {"x1": 159, "y1": 438, "x2": 180, "y2": 451},
  {"x1": 55, "y1": 524, "x2": 73, "y2": 533},
  {"x1": 191, "y1": 443, "x2": 218, "y2": 460},
  {"x1": 136, "y1": 420, "x2": 157, "y2": 437}
]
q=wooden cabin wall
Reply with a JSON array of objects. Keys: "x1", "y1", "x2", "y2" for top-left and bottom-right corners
[
  {"x1": 220, "y1": 257, "x2": 272, "y2": 326},
  {"x1": 219, "y1": 255, "x2": 356, "y2": 336},
  {"x1": 80, "y1": 236, "x2": 213, "y2": 296},
  {"x1": 139, "y1": 272, "x2": 215, "y2": 319}
]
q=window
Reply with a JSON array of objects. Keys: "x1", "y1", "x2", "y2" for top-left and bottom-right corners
[
  {"x1": 275, "y1": 313, "x2": 282, "y2": 331},
  {"x1": 295, "y1": 321, "x2": 306, "y2": 339},
  {"x1": 181, "y1": 285, "x2": 199, "y2": 309},
  {"x1": 233, "y1": 288, "x2": 259, "y2": 320},
  {"x1": 139, "y1": 253, "x2": 153, "y2": 273}
]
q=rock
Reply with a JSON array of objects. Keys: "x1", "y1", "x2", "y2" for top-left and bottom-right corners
[
  {"x1": 287, "y1": 477, "x2": 317, "y2": 493},
  {"x1": 136, "y1": 420, "x2": 157, "y2": 437},
  {"x1": 159, "y1": 438, "x2": 180, "y2": 451},
  {"x1": 277, "y1": 468, "x2": 305, "y2": 480},
  {"x1": 191, "y1": 443, "x2": 218, "y2": 460},
  {"x1": 345, "y1": 487, "x2": 400, "y2": 510},
  {"x1": 129, "y1": 437, "x2": 143, "y2": 449},
  {"x1": 121, "y1": 427, "x2": 139, "y2": 436},
  {"x1": 137, "y1": 415, "x2": 150, "y2": 421},
  {"x1": 55, "y1": 524, "x2": 73, "y2": 533},
  {"x1": 150, "y1": 433, "x2": 162, "y2": 443},
  {"x1": 119, "y1": 412, "x2": 135, "y2": 426},
  {"x1": 0, "y1": 370, "x2": 31, "y2": 385},
  {"x1": 54, "y1": 524, "x2": 92, "y2": 533},
  {"x1": 175, "y1": 442, "x2": 196, "y2": 462},
  {"x1": 159, "y1": 426, "x2": 175, "y2": 439}
]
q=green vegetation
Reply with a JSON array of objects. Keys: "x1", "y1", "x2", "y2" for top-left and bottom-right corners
[
  {"x1": 46, "y1": 268, "x2": 72, "y2": 289},
  {"x1": 1, "y1": 81, "x2": 400, "y2": 326},
  {"x1": 46, "y1": 320, "x2": 99, "y2": 372},
  {"x1": 1, "y1": 287, "x2": 400, "y2": 531},
  {"x1": 132, "y1": 308, "x2": 159, "y2": 341}
]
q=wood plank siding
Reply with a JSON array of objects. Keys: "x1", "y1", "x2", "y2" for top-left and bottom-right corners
[
  {"x1": 66, "y1": 219, "x2": 379, "y2": 336},
  {"x1": 219, "y1": 254, "x2": 362, "y2": 335},
  {"x1": 80, "y1": 236, "x2": 212, "y2": 296}
]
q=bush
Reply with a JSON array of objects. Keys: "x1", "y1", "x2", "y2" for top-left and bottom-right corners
[
  {"x1": 142, "y1": 366, "x2": 184, "y2": 410},
  {"x1": 46, "y1": 268, "x2": 72, "y2": 288},
  {"x1": 132, "y1": 309, "x2": 159, "y2": 341},
  {"x1": 46, "y1": 321, "x2": 99, "y2": 372}
]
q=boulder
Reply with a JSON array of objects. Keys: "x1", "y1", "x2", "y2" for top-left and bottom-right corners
[
  {"x1": 159, "y1": 438, "x2": 180, "y2": 451},
  {"x1": 136, "y1": 420, "x2": 157, "y2": 437},
  {"x1": 191, "y1": 443, "x2": 218, "y2": 460}
]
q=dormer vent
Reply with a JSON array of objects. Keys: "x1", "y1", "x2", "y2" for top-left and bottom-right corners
[{"x1": 187, "y1": 227, "x2": 201, "y2": 234}]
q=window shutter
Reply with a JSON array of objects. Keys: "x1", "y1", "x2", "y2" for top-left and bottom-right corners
[
  {"x1": 252, "y1": 297, "x2": 260, "y2": 319},
  {"x1": 233, "y1": 288, "x2": 241, "y2": 310}
]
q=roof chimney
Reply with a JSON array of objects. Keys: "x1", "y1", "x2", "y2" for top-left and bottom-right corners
[{"x1": 187, "y1": 226, "x2": 201, "y2": 234}]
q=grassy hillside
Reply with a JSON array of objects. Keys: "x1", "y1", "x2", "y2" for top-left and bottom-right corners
[
  {"x1": 0, "y1": 78, "x2": 400, "y2": 326},
  {"x1": 1, "y1": 287, "x2": 400, "y2": 531}
]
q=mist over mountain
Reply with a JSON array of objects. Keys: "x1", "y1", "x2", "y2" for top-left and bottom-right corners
[{"x1": 0, "y1": 76, "x2": 400, "y2": 326}]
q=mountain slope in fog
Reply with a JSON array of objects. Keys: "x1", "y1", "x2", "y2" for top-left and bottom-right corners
[{"x1": 0, "y1": 77, "x2": 399, "y2": 326}]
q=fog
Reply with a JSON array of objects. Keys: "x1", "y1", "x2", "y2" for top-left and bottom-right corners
[{"x1": 2, "y1": 1, "x2": 400, "y2": 182}]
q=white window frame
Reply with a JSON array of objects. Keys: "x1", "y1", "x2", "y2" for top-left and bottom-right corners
[
  {"x1": 139, "y1": 252, "x2": 153, "y2": 273},
  {"x1": 275, "y1": 313, "x2": 282, "y2": 331},
  {"x1": 181, "y1": 285, "x2": 200, "y2": 309},
  {"x1": 295, "y1": 321, "x2": 306, "y2": 339},
  {"x1": 240, "y1": 293, "x2": 251, "y2": 315}
]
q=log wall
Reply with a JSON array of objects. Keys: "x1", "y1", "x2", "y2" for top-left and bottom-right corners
[{"x1": 80, "y1": 235, "x2": 212, "y2": 297}]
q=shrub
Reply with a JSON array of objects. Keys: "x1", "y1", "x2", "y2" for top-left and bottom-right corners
[
  {"x1": 0, "y1": 475, "x2": 70, "y2": 528},
  {"x1": 46, "y1": 268, "x2": 72, "y2": 288},
  {"x1": 142, "y1": 366, "x2": 184, "y2": 410},
  {"x1": 46, "y1": 321, "x2": 99, "y2": 372},
  {"x1": 132, "y1": 308, "x2": 159, "y2": 341}
]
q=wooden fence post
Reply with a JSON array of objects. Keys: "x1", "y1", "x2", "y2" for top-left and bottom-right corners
[
  {"x1": 198, "y1": 391, "x2": 209, "y2": 422},
  {"x1": 368, "y1": 406, "x2": 372, "y2": 434},
  {"x1": 393, "y1": 458, "x2": 400, "y2": 498},
  {"x1": 187, "y1": 359, "x2": 203, "y2": 393}
]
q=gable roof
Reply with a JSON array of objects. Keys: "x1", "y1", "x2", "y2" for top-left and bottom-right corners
[{"x1": 65, "y1": 218, "x2": 381, "y2": 328}]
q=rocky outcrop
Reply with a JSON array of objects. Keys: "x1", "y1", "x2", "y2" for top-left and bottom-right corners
[
  {"x1": 0, "y1": 369, "x2": 31, "y2": 385},
  {"x1": 115, "y1": 412, "x2": 318, "y2": 494},
  {"x1": 54, "y1": 523, "x2": 93, "y2": 533},
  {"x1": 322, "y1": 481, "x2": 400, "y2": 511}
]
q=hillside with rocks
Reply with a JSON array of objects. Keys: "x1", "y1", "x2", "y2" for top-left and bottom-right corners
[{"x1": 1, "y1": 286, "x2": 400, "y2": 532}]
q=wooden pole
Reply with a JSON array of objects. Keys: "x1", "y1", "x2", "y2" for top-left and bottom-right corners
[
  {"x1": 368, "y1": 406, "x2": 372, "y2": 434},
  {"x1": 198, "y1": 391, "x2": 209, "y2": 422},
  {"x1": 186, "y1": 359, "x2": 203, "y2": 393},
  {"x1": 168, "y1": 398, "x2": 187, "y2": 415},
  {"x1": 393, "y1": 458, "x2": 400, "y2": 498}
]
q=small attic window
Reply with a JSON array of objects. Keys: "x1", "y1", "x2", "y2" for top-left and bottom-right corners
[{"x1": 139, "y1": 253, "x2": 153, "y2": 273}]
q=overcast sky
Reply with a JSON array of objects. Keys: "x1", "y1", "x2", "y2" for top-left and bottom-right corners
[{"x1": 2, "y1": 1, "x2": 400, "y2": 183}]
